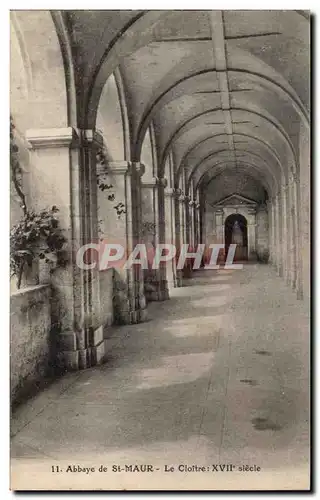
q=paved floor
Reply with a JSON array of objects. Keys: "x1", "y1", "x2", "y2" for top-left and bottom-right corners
[{"x1": 11, "y1": 264, "x2": 310, "y2": 490}]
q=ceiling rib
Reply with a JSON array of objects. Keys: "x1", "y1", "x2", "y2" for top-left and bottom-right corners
[
  {"x1": 209, "y1": 11, "x2": 236, "y2": 163},
  {"x1": 153, "y1": 37, "x2": 212, "y2": 43},
  {"x1": 194, "y1": 89, "x2": 254, "y2": 94},
  {"x1": 225, "y1": 31, "x2": 281, "y2": 40}
]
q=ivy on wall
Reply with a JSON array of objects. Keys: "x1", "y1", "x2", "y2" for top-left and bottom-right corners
[
  {"x1": 141, "y1": 221, "x2": 156, "y2": 236},
  {"x1": 96, "y1": 147, "x2": 126, "y2": 219}
]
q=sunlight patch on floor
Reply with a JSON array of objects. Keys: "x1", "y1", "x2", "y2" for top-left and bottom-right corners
[
  {"x1": 136, "y1": 352, "x2": 215, "y2": 389},
  {"x1": 162, "y1": 315, "x2": 227, "y2": 338},
  {"x1": 205, "y1": 284, "x2": 232, "y2": 291},
  {"x1": 191, "y1": 296, "x2": 229, "y2": 307},
  {"x1": 208, "y1": 275, "x2": 234, "y2": 281}
]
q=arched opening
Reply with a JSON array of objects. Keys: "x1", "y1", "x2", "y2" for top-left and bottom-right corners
[
  {"x1": 96, "y1": 73, "x2": 125, "y2": 161},
  {"x1": 225, "y1": 214, "x2": 248, "y2": 261}
]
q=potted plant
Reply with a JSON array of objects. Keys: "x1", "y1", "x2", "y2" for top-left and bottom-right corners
[
  {"x1": 10, "y1": 206, "x2": 66, "y2": 289},
  {"x1": 10, "y1": 117, "x2": 66, "y2": 289}
]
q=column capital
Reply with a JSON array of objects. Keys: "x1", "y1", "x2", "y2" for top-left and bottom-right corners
[
  {"x1": 289, "y1": 169, "x2": 298, "y2": 184},
  {"x1": 26, "y1": 127, "x2": 81, "y2": 149},
  {"x1": 82, "y1": 129, "x2": 104, "y2": 148},
  {"x1": 195, "y1": 202, "x2": 201, "y2": 209},
  {"x1": 26, "y1": 127, "x2": 107, "y2": 151},
  {"x1": 131, "y1": 162, "x2": 145, "y2": 177},
  {"x1": 258, "y1": 202, "x2": 268, "y2": 211},
  {"x1": 189, "y1": 199, "x2": 196, "y2": 207},
  {"x1": 141, "y1": 176, "x2": 167, "y2": 188},
  {"x1": 173, "y1": 188, "x2": 182, "y2": 199},
  {"x1": 159, "y1": 177, "x2": 168, "y2": 188},
  {"x1": 184, "y1": 195, "x2": 191, "y2": 204},
  {"x1": 104, "y1": 161, "x2": 131, "y2": 176},
  {"x1": 215, "y1": 208, "x2": 224, "y2": 215},
  {"x1": 141, "y1": 176, "x2": 159, "y2": 188},
  {"x1": 247, "y1": 207, "x2": 257, "y2": 215},
  {"x1": 164, "y1": 187, "x2": 175, "y2": 197}
]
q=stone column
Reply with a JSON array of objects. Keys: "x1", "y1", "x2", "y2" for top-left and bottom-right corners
[
  {"x1": 97, "y1": 160, "x2": 130, "y2": 325},
  {"x1": 299, "y1": 121, "x2": 310, "y2": 302},
  {"x1": 281, "y1": 184, "x2": 289, "y2": 283},
  {"x1": 215, "y1": 208, "x2": 224, "y2": 244},
  {"x1": 141, "y1": 176, "x2": 169, "y2": 301},
  {"x1": 184, "y1": 194, "x2": 190, "y2": 247},
  {"x1": 182, "y1": 194, "x2": 194, "y2": 277},
  {"x1": 270, "y1": 199, "x2": 277, "y2": 268},
  {"x1": 132, "y1": 162, "x2": 149, "y2": 318},
  {"x1": 164, "y1": 186, "x2": 177, "y2": 289},
  {"x1": 276, "y1": 193, "x2": 284, "y2": 276},
  {"x1": 78, "y1": 130, "x2": 104, "y2": 365},
  {"x1": 189, "y1": 199, "x2": 196, "y2": 250},
  {"x1": 200, "y1": 194, "x2": 206, "y2": 247},
  {"x1": 177, "y1": 191, "x2": 191, "y2": 280},
  {"x1": 266, "y1": 200, "x2": 273, "y2": 264},
  {"x1": 247, "y1": 207, "x2": 257, "y2": 260},
  {"x1": 26, "y1": 127, "x2": 105, "y2": 371},
  {"x1": 194, "y1": 201, "x2": 200, "y2": 247},
  {"x1": 174, "y1": 188, "x2": 183, "y2": 287},
  {"x1": 100, "y1": 161, "x2": 147, "y2": 324},
  {"x1": 179, "y1": 192, "x2": 187, "y2": 245},
  {"x1": 215, "y1": 208, "x2": 225, "y2": 262},
  {"x1": 288, "y1": 171, "x2": 301, "y2": 296},
  {"x1": 256, "y1": 203, "x2": 269, "y2": 262},
  {"x1": 273, "y1": 195, "x2": 280, "y2": 273}
]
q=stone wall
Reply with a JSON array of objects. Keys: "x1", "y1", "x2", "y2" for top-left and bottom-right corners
[
  {"x1": 299, "y1": 120, "x2": 310, "y2": 302},
  {"x1": 10, "y1": 284, "x2": 51, "y2": 404}
]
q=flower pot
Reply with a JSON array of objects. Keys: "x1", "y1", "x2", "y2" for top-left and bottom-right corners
[{"x1": 19, "y1": 260, "x2": 39, "y2": 289}]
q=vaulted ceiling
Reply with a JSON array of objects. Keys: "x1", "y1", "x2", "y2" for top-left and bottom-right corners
[{"x1": 64, "y1": 10, "x2": 310, "y2": 196}]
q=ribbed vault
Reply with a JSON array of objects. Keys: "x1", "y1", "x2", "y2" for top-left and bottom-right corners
[{"x1": 62, "y1": 9, "x2": 309, "y2": 201}]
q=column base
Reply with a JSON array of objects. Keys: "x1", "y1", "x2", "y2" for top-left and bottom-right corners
[
  {"x1": 175, "y1": 270, "x2": 183, "y2": 287},
  {"x1": 144, "y1": 274, "x2": 169, "y2": 302},
  {"x1": 57, "y1": 326, "x2": 107, "y2": 372},
  {"x1": 296, "y1": 289, "x2": 303, "y2": 300},
  {"x1": 129, "y1": 307, "x2": 148, "y2": 323},
  {"x1": 248, "y1": 251, "x2": 258, "y2": 261},
  {"x1": 146, "y1": 289, "x2": 170, "y2": 301},
  {"x1": 182, "y1": 266, "x2": 193, "y2": 279}
]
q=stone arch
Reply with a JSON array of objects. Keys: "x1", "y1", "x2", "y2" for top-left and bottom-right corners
[
  {"x1": 224, "y1": 213, "x2": 248, "y2": 261},
  {"x1": 84, "y1": 11, "x2": 168, "y2": 129}
]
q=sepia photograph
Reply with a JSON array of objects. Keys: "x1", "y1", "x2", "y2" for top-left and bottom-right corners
[{"x1": 9, "y1": 8, "x2": 310, "y2": 491}]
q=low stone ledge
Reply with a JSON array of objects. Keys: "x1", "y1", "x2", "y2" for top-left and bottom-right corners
[{"x1": 10, "y1": 284, "x2": 52, "y2": 406}]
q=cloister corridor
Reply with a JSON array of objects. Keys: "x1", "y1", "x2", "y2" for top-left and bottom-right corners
[
  {"x1": 10, "y1": 10, "x2": 310, "y2": 490},
  {"x1": 11, "y1": 264, "x2": 309, "y2": 490}
]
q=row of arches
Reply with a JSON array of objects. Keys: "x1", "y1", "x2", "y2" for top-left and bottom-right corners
[{"x1": 10, "y1": 10, "x2": 310, "y2": 373}]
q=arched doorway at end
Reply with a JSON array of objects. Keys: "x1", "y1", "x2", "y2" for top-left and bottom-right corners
[{"x1": 225, "y1": 213, "x2": 248, "y2": 261}]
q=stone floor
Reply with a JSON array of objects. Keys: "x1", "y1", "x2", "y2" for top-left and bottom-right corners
[{"x1": 10, "y1": 264, "x2": 310, "y2": 490}]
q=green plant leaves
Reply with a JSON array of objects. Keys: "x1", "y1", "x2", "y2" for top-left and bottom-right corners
[{"x1": 10, "y1": 206, "x2": 67, "y2": 284}]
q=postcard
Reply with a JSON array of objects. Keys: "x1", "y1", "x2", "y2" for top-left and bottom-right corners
[{"x1": 10, "y1": 9, "x2": 310, "y2": 491}]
